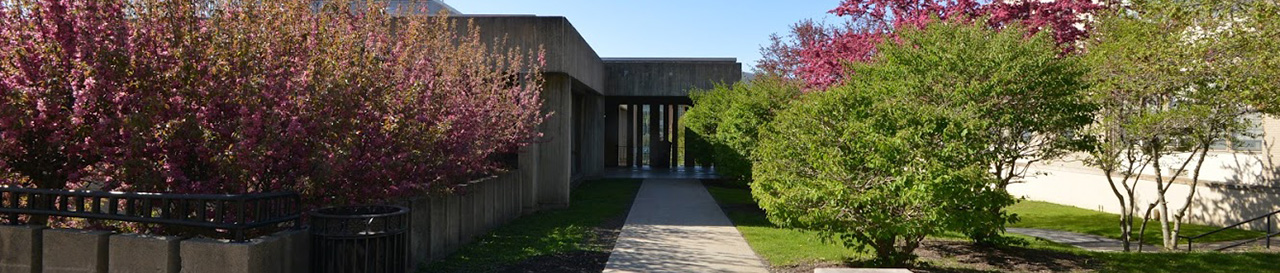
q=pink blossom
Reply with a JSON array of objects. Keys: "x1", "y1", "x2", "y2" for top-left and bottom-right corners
[
  {"x1": 764, "y1": 0, "x2": 1105, "y2": 89},
  {"x1": 1, "y1": 0, "x2": 545, "y2": 208}
]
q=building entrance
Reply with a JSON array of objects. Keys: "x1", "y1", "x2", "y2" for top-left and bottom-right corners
[{"x1": 606, "y1": 98, "x2": 708, "y2": 169}]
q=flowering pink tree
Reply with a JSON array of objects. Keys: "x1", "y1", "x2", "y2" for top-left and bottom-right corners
[
  {"x1": 760, "y1": 0, "x2": 1105, "y2": 89},
  {"x1": 0, "y1": 0, "x2": 130, "y2": 191},
  {"x1": 0, "y1": 0, "x2": 546, "y2": 206}
]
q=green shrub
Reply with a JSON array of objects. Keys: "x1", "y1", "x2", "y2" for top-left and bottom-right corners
[
  {"x1": 751, "y1": 20, "x2": 1023, "y2": 266},
  {"x1": 681, "y1": 77, "x2": 801, "y2": 185},
  {"x1": 843, "y1": 16, "x2": 1092, "y2": 245}
]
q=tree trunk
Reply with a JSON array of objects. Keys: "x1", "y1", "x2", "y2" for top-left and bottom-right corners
[
  {"x1": 1137, "y1": 203, "x2": 1157, "y2": 252},
  {"x1": 1171, "y1": 144, "x2": 1210, "y2": 249},
  {"x1": 1159, "y1": 198, "x2": 1173, "y2": 249}
]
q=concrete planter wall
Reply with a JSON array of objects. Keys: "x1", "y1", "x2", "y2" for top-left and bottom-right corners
[
  {"x1": 406, "y1": 171, "x2": 526, "y2": 267},
  {"x1": 3, "y1": 171, "x2": 530, "y2": 273},
  {"x1": 43, "y1": 229, "x2": 110, "y2": 273},
  {"x1": 0, "y1": 227, "x2": 305, "y2": 273},
  {"x1": 179, "y1": 230, "x2": 308, "y2": 273},
  {"x1": 108, "y1": 234, "x2": 181, "y2": 273},
  {"x1": 0, "y1": 225, "x2": 43, "y2": 273}
]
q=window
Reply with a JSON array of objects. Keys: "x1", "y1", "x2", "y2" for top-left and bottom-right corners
[{"x1": 1210, "y1": 113, "x2": 1264, "y2": 152}]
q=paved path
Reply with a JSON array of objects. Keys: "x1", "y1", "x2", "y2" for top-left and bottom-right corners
[
  {"x1": 604, "y1": 179, "x2": 770, "y2": 273},
  {"x1": 1007, "y1": 228, "x2": 1159, "y2": 252},
  {"x1": 1009, "y1": 227, "x2": 1280, "y2": 252}
]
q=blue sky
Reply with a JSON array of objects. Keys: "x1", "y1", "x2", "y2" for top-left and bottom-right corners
[{"x1": 445, "y1": 0, "x2": 843, "y2": 72}]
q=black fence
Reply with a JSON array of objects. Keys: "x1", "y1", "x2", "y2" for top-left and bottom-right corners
[
  {"x1": 0, "y1": 185, "x2": 301, "y2": 242},
  {"x1": 1180, "y1": 209, "x2": 1279, "y2": 251}
]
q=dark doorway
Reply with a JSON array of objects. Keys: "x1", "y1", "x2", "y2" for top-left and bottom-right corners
[{"x1": 605, "y1": 97, "x2": 705, "y2": 169}]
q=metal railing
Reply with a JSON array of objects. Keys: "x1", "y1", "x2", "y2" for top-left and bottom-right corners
[
  {"x1": 0, "y1": 185, "x2": 301, "y2": 242},
  {"x1": 1179, "y1": 209, "x2": 1279, "y2": 252}
]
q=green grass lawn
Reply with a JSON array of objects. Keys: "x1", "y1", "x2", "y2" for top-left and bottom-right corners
[
  {"x1": 422, "y1": 179, "x2": 642, "y2": 272},
  {"x1": 706, "y1": 186, "x2": 871, "y2": 266},
  {"x1": 705, "y1": 184, "x2": 1280, "y2": 273},
  {"x1": 1009, "y1": 200, "x2": 1264, "y2": 244}
]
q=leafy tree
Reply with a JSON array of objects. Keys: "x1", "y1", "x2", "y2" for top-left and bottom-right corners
[
  {"x1": 757, "y1": 0, "x2": 1104, "y2": 89},
  {"x1": 845, "y1": 17, "x2": 1093, "y2": 244},
  {"x1": 681, "y1": 77, "x2": 801, "y2": 184},
  {"x1": 752, "y1": 21, "x2": 1016, "y2": 265},
  {"x1": 0, "y1": 0, "x2": 545, "y2": 209},
  {"x1": 1082, "y1": 0, "x2": 1280, "y2": 251}
]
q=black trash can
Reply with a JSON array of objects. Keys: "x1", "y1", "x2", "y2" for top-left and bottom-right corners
[{"x1": 311, "y1": 205, "x2": 409, "y2": 273}]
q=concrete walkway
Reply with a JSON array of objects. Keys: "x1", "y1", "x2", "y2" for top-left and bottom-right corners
[
  {"x1": 1009, "y1": 227, "x2": 1280, "y2": 252},
  {"x1": 604, "y1": 179, "x2": 770, "y2": 273},
  {"x1": 1007, "y1": 228, "x2": 1159, "y2": 252}
]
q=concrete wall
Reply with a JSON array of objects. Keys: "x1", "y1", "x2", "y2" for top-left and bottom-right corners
[
  {"x1": 604, "y1": 59, "x2": 742, "y2": 97},
  {"x1": 1010, "y1": 163, "x2": 1280, "y2": 232},
  {"x1": 451, "y1": 16, "x2": 606, "y2": 94},
  {"x1": 1011, "y1": 114, "x2": 1280, "y2": 233}
]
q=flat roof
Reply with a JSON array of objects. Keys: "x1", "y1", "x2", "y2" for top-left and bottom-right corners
[
  {"x1": 452, "y1": 14, "x2": 540, "y2": 17},
  {"x1": 601, "y1": 57, "x2": 738, "y2": 63}
]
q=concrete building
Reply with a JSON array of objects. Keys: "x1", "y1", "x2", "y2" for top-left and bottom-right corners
[
  {"x1": 1011, "y1": 116, "x2": 1280, "y2": 232},
  {"x1": 437, "y1": 4, "x2": 742, "y2": 209}
]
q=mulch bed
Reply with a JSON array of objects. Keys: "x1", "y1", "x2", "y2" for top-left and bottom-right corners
[
  {"x1": 912, "y1": 240, "x2": 1101, "y2": 272},
  {"x1": 496, "y1": 200, "x2": 633, "y2": 273}
]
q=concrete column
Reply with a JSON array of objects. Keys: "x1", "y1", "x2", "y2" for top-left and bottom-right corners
[
  {"x1": 108, "y1": 234, "x2": 181, "y2": 273},
  {"x1": 648, "y1": 104, "x2": 659, "y2": 167},
  {"x1": 43, "y1": 229, "x2": 110, "y2": 273},
  {"x1": 537, "y1": 73, "x2": 572, "y2": 208},
  {"x1": 629, "y1": 105, "x2": 639, "y2": 167},
  {"x1": 604, "y1": 102, "x2": 619, "y2": 167},
  {"x1": 671, "y1": 105, "x2": 680, "y2": 167},
  {"x1": 621, "y1": 105, "x2": 633, "y2": 167},
  {"x1": 584, "y1": 94, "x2": 606, "y2": 177},
  {"x1": 0, "y1": 225, "x2": 43, "y2": 273}
]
